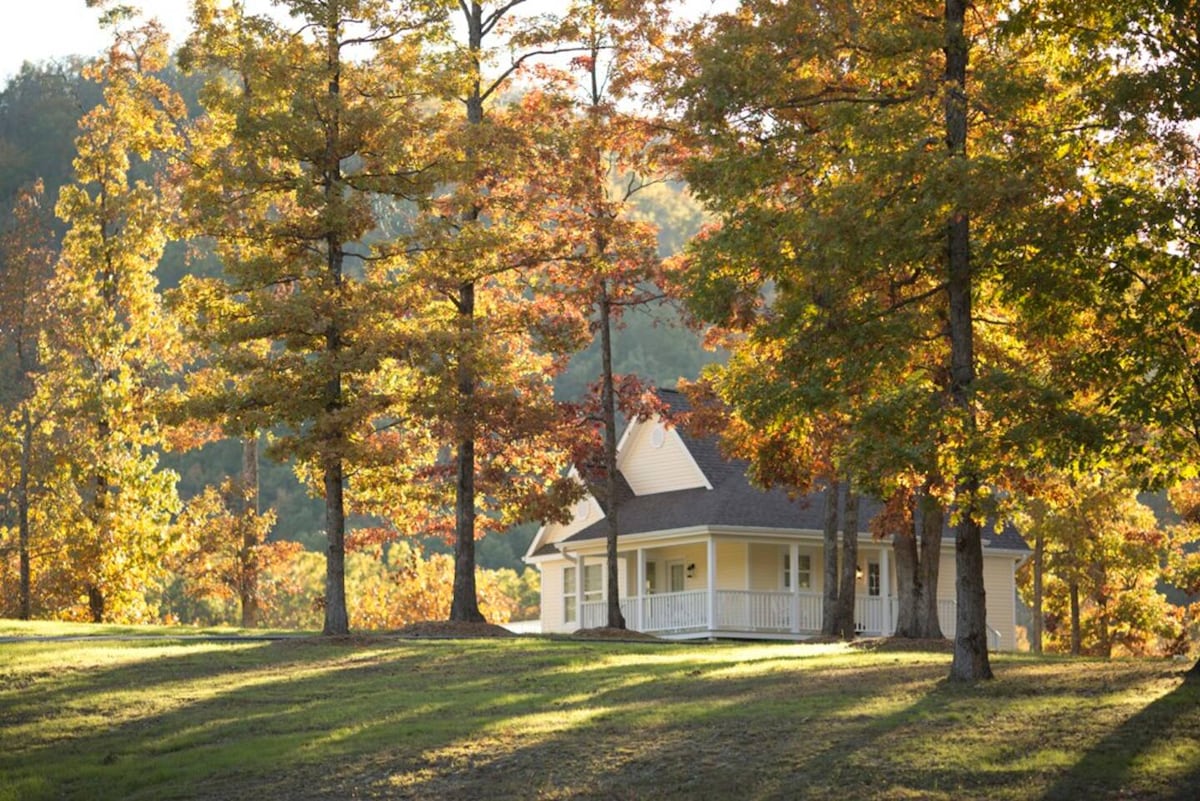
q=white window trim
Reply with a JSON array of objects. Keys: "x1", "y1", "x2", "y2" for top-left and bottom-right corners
[
  {"x1": 564, "y1": 565, "x2": 578, "y2": 623},
  {"x1": 783, "y1": 551, "x2": 812, "y2": 590}
]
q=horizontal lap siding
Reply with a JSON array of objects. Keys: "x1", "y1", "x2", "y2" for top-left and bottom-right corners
[
  {"x1": 717, "y1": 541, "x2": 745, "y2": 590},
  {"x1": 539, "y1": 560, "x2": 567, "y2": 633},
  {"x1": 984, "y1": 556, "x2": 1018, "y2": 650},
  {"x1": 540, "y1": 496, "x2": 603, "y2": 547},
  {"x1": 621, "y1": 423, "x2": 708, "y2": 496},
  {"x1": 934, "y1": 548, "x2": 1020, "y2": 649},
  {"x1": 748, "y1": 543, "x2": 780, "y2": 591}
]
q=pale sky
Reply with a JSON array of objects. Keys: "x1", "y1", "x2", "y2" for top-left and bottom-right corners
[
  {"x1": 0, "y1": 1, "x2": 269, "y2": 82},
  {"x1": 0, "y1": 0, "x2": 729, "y2": 84}
]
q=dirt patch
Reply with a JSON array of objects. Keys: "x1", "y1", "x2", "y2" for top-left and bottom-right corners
[
  {"x1": 849, "y1": 636, "x2": 954, "y2": 652},
  {"x1": 392, "y1": 621, "x2": 517, "y2": 639},
  {"x1": 569, "y1": 626, "x2": 663, "y2": 642}
]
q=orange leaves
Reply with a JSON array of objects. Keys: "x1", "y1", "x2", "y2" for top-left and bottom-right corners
[{"x1": 346, "y1": 543, "x2": 535, "y2": 629}]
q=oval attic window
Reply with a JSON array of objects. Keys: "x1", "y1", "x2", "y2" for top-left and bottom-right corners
[{"x1": 650, "y1": 424, "x2": 666, "y2": 449}]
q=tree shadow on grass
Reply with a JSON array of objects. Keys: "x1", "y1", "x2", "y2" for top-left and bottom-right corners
[
  {"x1": 13, "y1": 638, "x2": 1196, "y2": 801},
  {"x1": 317, "y1": 654, "x2": 956, "y2": 801},
  {"x1": 2, "y1": 636, "x2": 776, "y2": 801},
  {"x1": 1039, "y1": 669, "x2": 1200, "y2": 801},
  {"x1": 355, "y1": 652, "x2": 1199, "y2": 801}
]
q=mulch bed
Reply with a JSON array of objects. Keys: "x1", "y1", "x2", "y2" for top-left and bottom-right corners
[{"x1": 569, "y1": 626, "x2": 663, "y2": 642}]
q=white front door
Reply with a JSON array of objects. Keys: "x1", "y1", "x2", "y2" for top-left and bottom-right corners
[{"x1": 668, "y1": 560, "x2": 686, "y2": 593}]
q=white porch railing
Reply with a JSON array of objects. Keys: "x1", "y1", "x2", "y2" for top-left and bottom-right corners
[
  {"x1": 716, "y1": 591, "x2": 791, "y2": 631},
  {"x1": 582, "y1": 590, "x2": 855, "y2": 635},
  {"x1": 581, "y1": 590, "x2": 710, "y2": 632},
  {"x1": 642, "y1": 590, "x2": 709, "y2": 632},
  {"x1": 855, "y1": 596, "x2": 886, "y2": 635},
  {"x1": 579, "y1": 590, "x2": 1001, "y2": 647}
]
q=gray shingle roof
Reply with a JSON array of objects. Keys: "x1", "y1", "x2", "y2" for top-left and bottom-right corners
[{"x1": 564, "y1": 388, "x2": 1029, "y2": 552}]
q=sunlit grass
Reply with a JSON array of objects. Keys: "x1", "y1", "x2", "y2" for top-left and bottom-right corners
[
  {"x1": 0, "y1": 619, "x2": 305, "y2": 638},
  {"x1": 0, "y1": 623, "x2": 1197, "y2": 800}
]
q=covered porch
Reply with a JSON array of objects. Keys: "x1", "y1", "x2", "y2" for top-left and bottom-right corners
[{"x1": 563, "y1": 531, "x2": 976, "y2": 643}]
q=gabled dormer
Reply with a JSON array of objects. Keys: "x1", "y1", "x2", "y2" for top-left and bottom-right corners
[{"x1": 616, "y1": 415, "x2": 712, "y2": 496}]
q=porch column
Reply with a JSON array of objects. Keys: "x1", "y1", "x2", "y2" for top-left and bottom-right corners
[
  {"x1": 707, "y1": 536, "x2": 717, "y2": 636},
  {"x1": 880, "y1": 546, "x2": 892, "y2": 636},
  {"x1": 790, "y1": 543, "x2": 801, "y2": 634},
  {"x1": 575, "y1": 553, "x2": 584, "y2": 629},
  {"x1": 636, "y1": 547, "x2": 646, "y2": 631}
]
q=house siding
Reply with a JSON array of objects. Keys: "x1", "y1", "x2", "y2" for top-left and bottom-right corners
[
  {"x1": 748, "y1": 543, "x2": 780, "y2": 590},
  {"x1": 539, "y1": 495, "x2": 604, "y2": 548},
  {"x1": 653, "y1": 543, "x2": 707, "y2": 590},
  {"x1": 619, "y1": 422, "x2": 709, "y2": 496},
  {"x1": 928, "y1": 548, "x2": 1020, "y2": 646},
  {"x1": 983, "y1": 555, "x2": 1018, "y2": 650},
  {"x1": 717, "y1": 540, "x2": 743, "y2": 590},
  {"x1": 539, "y1": 560, "x2": 568, "y2": 634}
]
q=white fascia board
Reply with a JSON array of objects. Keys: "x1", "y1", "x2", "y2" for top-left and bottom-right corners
[
  {"x1": 523, "y1": 549, "x2": 564, "y2": 565},
  {"x1": 703, "y1": 525, "x2": 825, "y2": 540},
  {"x1": 558, "y1": 525, "x2": 834, "y2": 557},
  {"x1": 558, "y1": 525, "x2": 713, "y2": 556},
  {"x1": 523, "y1": 523, "x2": 551, "y2": 561},
  {"x1": 614, "y1": 415, "x2": 644, "y2": 472}
]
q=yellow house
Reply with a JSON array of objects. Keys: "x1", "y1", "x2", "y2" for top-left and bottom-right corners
[{"x1": 524, "y1": 389, "x2": 1029, "y2": 649}]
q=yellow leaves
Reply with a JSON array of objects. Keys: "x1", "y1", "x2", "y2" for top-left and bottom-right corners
[{"x1": 344, "y1": 544, "x2": 535, "y2": 629}]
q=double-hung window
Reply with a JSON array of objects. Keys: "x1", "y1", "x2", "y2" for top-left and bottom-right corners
[
  {"x1": 564, "y1": 563, "x2": 604, "y2": 624},
  {"x1": 583, "y1": 564, "x2": 603, "y2": 603},
  {"x1": 564, "y1": 566, "x2": 578, "y2": 623},
  {"x1": 782, "y1": 552, "x2": 812, "y2": 590}
]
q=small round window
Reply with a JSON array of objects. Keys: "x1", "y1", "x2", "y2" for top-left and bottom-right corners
[
  {"x1": 576, "y1": 499, "x2": 591, "y2": 520},
  {"x1": 650, "y1": 424, "x2": 666, "y2": 448}
]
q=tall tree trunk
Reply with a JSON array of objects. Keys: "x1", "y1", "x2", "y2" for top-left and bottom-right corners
[
  {"x1": 835, "y1": 485, "x2": 859, "y2": 640},
  {"x1": 1031, "y1": 528, "x2": 1044, "y2": 654},
  {"x1": 1095, "y1": 564, "x2": 1111, "y2": 657},
  {"x1": 1069, "y1": 578, "x2": 1081, "y2": 656},
  {"x1": 451, "y1": 282, "x2": 484, "y2": 622},
  {"x1": 944, "y1": 0, "x2": 992, "y2": 681},
  {"x1": 239, "y1": 434, "x2": 259, "y2": 629},
  {"x1": 892, "y1": 530, "x2": 918, "y2": 637},
  {"x1": 449, "y1": 2, "x2": 487, "y2": 623},
  {"x1": 320, "y1": 20, "x2": 349, "y2": 636},
  {"x1": 917, "y1": 494, "x2": 944, "y2": 639},
  {"x1": 17, "y1": 408, "x2": 32, "y2": 620},
  {"x1": 821, "y1": 479, "x2": 841, "y2": 636},
  {"x1": 599, "y1": 278, "x2": 625, "y2": 629},
  {"x1": 323, "y1": 459, "x2": 349, "y2": 634},
  {"x1": 89, "y1": 415, "x2": 111, "y2": 625}
]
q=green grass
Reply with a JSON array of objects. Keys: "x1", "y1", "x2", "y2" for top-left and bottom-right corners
[
  {"x1": 0, "y1": 619, "x2": 304, "y2": 638},
  {"x1": 1, "y1": 622, "x2": 1198, "y2": 800}
]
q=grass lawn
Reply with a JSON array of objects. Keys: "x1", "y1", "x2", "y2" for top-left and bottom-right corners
[{"x1": 1, "y1": 622, "x2": 1198, "y2": 800}]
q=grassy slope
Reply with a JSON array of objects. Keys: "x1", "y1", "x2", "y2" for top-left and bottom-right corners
[{"x1": 1, "y1": 623, "x2": 1197, "y2": 801}]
